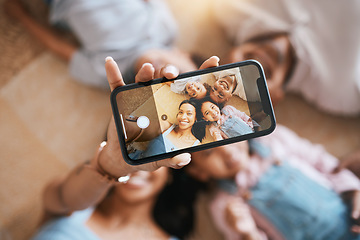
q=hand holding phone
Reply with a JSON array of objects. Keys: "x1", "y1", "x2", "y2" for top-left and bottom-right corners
[
  {"x1": 111, "y1": 58, "x2": 276, "y2": 165},
  {"x1": 98, "y1": 56, "x2": 221, "y2": 178}
]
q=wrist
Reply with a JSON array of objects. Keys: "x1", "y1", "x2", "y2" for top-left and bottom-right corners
[{"x1": 94, "y1": 141, "x2": 131, "y2": 183}]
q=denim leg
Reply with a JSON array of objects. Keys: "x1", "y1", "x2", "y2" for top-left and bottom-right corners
[{"x1": 249, "y1": 163, "x2": 354, "y2": 240}]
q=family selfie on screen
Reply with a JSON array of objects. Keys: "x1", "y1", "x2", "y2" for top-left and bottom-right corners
[{"x1": 112, "y1": 62, "x2": 275, "y2": 163}]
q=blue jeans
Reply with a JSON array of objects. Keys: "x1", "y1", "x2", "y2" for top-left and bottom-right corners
[
  {"x1": 220, "y1": 116, "x2": 253, "y2": 138},
  {"x1": 128, "y1": 135, "x2": 167, "y2": 160},
  {"x1": 249, "y1": 163, "x2": 359, "y2": 240},
  {"x1": 140, "y1": 135, "x2": 166, "y2": 158}
]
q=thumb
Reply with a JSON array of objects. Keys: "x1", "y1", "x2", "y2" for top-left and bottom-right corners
[
  {"x1": 156, "y1": 153, "x2": 192, "y2": 169},
  {"x1": 132, "y1": 154, "x2": 191, "y2": 173}
]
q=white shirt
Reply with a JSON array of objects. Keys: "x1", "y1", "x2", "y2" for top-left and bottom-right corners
[{"x1": 50, "y1": 0, "x2": 177, "y2": 88}]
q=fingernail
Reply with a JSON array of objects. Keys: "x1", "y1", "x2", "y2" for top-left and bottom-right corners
[
  {"x1": 105, "y1": 56, "x2": 114, "y2": 62},
  {"x1": 99, "y1": 141, "x2": 107, "y2": 150},
  {"x1": 165, "y1": 65, "x2": 178, "y2": 75},
  {"x1": 142, "y1": 62, "x2": 152, "y2": 68},
  {"x1": 177, "y1": 155, "x2": 191, "y2": 167},
  {"x1": 142, "y1": 63, "x2": 154, "y2": 71},
  {"x1": 211, "y1": 56, "x2": 220, "y2": 62}
]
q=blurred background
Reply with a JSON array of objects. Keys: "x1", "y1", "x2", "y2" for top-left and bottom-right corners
[{"x1": 0, "y1": 0, "x2": 359, "y2": 239}]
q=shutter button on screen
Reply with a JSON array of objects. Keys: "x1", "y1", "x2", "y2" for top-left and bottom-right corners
[{"x1": 137, "y1": 116, "x2": 150, "y2": 129}]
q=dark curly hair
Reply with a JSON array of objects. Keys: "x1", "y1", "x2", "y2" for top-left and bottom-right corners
[
  {"x1": 196, "y1": 96, "x2": 224, "y2": 122},
  {"x1": 153, "y1": 168, "x2": 206, "y2": 239},
  {"x1": 178, "y1": 99, "x2": 206, "y2": 142}
]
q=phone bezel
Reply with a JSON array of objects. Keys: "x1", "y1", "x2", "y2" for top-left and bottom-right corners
[{"x1": 110, "y1": 60, "x2": 276, "y2": 165}]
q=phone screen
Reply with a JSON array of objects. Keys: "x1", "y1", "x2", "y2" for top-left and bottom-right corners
[{"x1": 111, "y1": 61, "x2": 275, "y2": 165}]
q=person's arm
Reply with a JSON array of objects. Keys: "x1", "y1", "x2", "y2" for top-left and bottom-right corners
[
  {"x1": 333, "y1": 148, "x2": 360, "y2": 234},
  {"x1": 209, "y1": 124, "x2": 224, "y2": 141},
  {"x1": 4, "y1": 0, "x2": 76, "y2": 61},
  {"x1": 42, "y1": 56, "x2": 220, "y2": 216},
  {"x1": 42, "y1": 144, "x2": 115, "y2": 215},
  {"x1": 225, "y1": 198, "x2": 265, "y2": 240},
  {"x1": 209, "y1": 191, "x2": 267, "y2": 240}
]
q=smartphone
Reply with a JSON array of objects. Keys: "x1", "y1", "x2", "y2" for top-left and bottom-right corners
[{"x1": 111, "y1": 60, "x2": 276, "y2": 165}]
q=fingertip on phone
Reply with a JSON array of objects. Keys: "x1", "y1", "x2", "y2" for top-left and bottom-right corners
[
  {"x1": 211, "y1": 55, "x2": 220, "y2": 62},
  {"x1": 141, "y1": 62, "x2": 155, "y2": 71},
  {"x1": 105, "y1": 56, "x2": 114, "y2": 62},
  {"x1": 142, "y1": 62, "x2": 153, "y2": 68},
  {"x1": 164, "y1": 65, "x2": 179, "y2": 77},
  {"x1": 176, "y1": 153, "x2": 191, "y2": 167}
]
